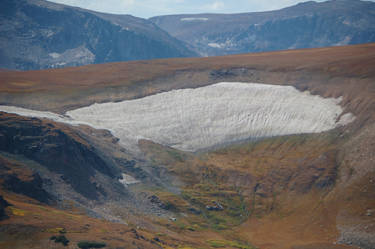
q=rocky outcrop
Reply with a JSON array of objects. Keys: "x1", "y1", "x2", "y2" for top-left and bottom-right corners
[
  {"x1": 2, "y1": 173, "x2": 52, "y2": 203},
  {"x1": 0, "y1": 195, "x2": 11, "y2": 220},
  {"x1": 0, "y1": 112, "x2": 118, "y2": 199}
]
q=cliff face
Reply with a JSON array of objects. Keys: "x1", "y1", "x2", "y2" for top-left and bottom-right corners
[
  {"x1": 0, "y1": 0, "x2": 195, "y2": 70},
  {"x1": 0, "y1": 112, "x2": 120, "y2": 200},
  {"x1": 151, "y1": 0, "x2": 375, "y2": 56},
  {"x1": 0, "y1": 195, "x2": 10, "y2": 220}
]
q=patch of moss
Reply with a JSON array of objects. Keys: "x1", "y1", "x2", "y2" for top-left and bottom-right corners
[{"x1": 9, "y1": 207, "x2": 25, "y2": 216}]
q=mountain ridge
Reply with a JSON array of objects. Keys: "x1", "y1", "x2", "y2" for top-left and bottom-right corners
[
  {"x1": 0, "y1": 0, "x2": 196, "y2": 70},
  {"x1": 150, "y1": 0, "x2": 375, "y2": 56}
]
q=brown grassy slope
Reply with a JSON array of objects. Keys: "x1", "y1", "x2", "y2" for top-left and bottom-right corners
[
  {"x1": 0, "y1": 43, "x2": 374, "y2": 126},
  {"x1": 0, "y1": 191, "x2": 167, "y2": 249},
  {"x1": 1, "y1": 43, "x2": 374, "y2": 91},
  {"x1": 139, "y1": 128, "x2": 374, "y2": 249},
  {"x1": 0, "y1": 44, "x2": 374, "y2": 249}
]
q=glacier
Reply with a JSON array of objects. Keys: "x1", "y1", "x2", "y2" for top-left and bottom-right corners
[{"x1": 0, "y1": 82, "x2": 354, "y2": 152}]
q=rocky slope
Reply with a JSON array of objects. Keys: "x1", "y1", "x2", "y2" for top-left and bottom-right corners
[
  {"x1": 150, "y1": 0, "x2": 375, "y2": 56},
  {"x1": 0, "y1": 112, "x2": 123, "y2": 200},
  {"x1": 0, "y1": 195, "x2": 10, "y2": 220},
  {"x1": 0, "y1": 44, "x2": 374, "y2": 249},
  {"x1": 0, "y1": 0, "x2": 195, "y2": 70}
]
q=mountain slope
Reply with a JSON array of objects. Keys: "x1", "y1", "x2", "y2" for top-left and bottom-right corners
[
  {"x1": 150, "y1": 0, "x2": 375, "y2": 56},
  {"x1": 0, "y1": 44, "x2": 374, "y2": 249},
  {"x1": 0, "y1": 0, "x2": 196, "y2": 70}
]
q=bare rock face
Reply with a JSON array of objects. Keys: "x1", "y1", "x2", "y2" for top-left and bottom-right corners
[
  {"x1": 2, "y1": 173, "x2": 52, "y2": 204},
  {"x1": 0, "y1": 0, "x2": 195, "y2": 70},
  {"x1": 0, "y1": 112, "x2": 119, "y2": 200},
  {"x1": 0, "y1": 195, "x2": 11, "y2": 220}
]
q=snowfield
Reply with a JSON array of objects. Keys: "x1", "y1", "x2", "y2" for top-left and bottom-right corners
[
  {"x1": 180, "y1": 17, "x2": 209, "y2": 22},
  {"x1": 0, "y1": 82, "x2": 354, "y2": 152},
  {"x1": 119, "y1": 173, "x2": 140, "y2": 186}
]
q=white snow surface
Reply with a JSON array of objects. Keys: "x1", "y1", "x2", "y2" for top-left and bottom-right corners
[
  {"x1": 49, "y1": 52, "x2": 61, "y2": 59},
  {"x1": 181, "y1": 17, "x2": 209, "y2": 22},
  {"x1": 119, "y1": 173, "x2": 140, "y2": 186},
  {"x1": 0, "y1": 82, "x2": 355, "y2": 152},
  {"x1": 208, "y1": 43, "x2": 224, "y2": 48}
]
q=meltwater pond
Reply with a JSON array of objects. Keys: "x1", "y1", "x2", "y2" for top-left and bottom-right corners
[{"x1": 0, "y1": 82, "x2": 354, "y2": 152}]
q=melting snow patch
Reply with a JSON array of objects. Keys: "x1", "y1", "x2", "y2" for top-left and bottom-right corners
[
  {"x1": 0, "y1": 82, "x2": 355, "y2": 152},
  {"x1": 49, "y1": 52, "x2": 60, "y2": 59},
  {"x1": 181, "y1": 17, "x2": 209, "y2": 22},
  {"x1": 119, "y1": 173, "x2": 140, "y2": 186},
  {"x1": 208, "y1": 43, "x2": 223, "y2": 48}
]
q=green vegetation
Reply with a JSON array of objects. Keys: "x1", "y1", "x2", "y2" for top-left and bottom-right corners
[
  {"x1": 206, "y1": 239, "x2": 256, "y2": 249},
  {"x1": 9, "y1": 207, "x2": 25, "y2": 216},
  {"x1": 50, "y1": 235, "x2": 69, "y2": 246},
  {"x1": 167, "y1": 149, "x2": 187, "y2": 162},
  {"x1": 45, "y1": 227, "x2": 66, "y2": 233},
  {"x1": 181, "y1": 183, "x2": 250, "y2": 230},
  {"x1": 77, "y1": 241, "x2": 106, "y2": 249}
]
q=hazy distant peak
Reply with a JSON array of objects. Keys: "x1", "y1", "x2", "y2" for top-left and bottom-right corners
[{"x1": 150, "y1": 0, "x2": 375, "y2": 56}]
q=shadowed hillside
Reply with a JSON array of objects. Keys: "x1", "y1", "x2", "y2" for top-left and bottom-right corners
[{"x1": 0, "y1": 0, "x2": 195, "y2": 70}]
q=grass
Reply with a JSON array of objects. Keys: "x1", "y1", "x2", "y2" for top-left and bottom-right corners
[
  {"x1": 139, "y1": 129, "x2": 341, "y2": 247},
  {"x1": 167, "y1": 149, "x2": 187, "y2": 162},
  {"x1": 1, "y1": 44, "x2": 373, "y2": 249},
  {"x1": 9, "y1": 207, "x2": 26, "y2": 216},
  {"x1": 1, "y1": 192, "x2": 193, "y2": 249},
  {"x1": 180, "y1": 182, "x2": 250, "y2": 230},
  {"x1": 206, "y1": 240, "x2": 256, "y2": 249},
  {"x1": 45, "y1": 227, "x2": 66, "y2": 233}
]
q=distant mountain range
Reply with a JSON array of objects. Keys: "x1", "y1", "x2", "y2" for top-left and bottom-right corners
[
  {"x1": 150, "y1": 0, "x2": 375, "y2": 56},
  {"x1": 0, "y1": 0, "x2": 195, "y2": 70}
]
